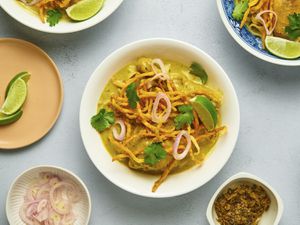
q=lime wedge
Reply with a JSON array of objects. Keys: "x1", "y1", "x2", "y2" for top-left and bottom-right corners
[
  {"x1": 190, "y1": 95, "x2": 218, "y2": 131},
  {"x1": 5, "y1": 72, "x2": 30, "y2": 98},
  {"x1": 0, "y1": 110, "x2": 23, "y2": 126},
  {"x1": 1, "y1": 78, "x2": 28, "y2": 115},
  {"x1": 66, "y1": 0, "x2": 104, "y2": 21},
  {"x1": 265, "y1": 36, "x2": 300, "y2": 59}
]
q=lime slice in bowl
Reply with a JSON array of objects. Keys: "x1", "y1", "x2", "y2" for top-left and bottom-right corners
[
  {"x1": 190, "y1": 95, "x2": 218, "y2": 131},
  {"x1": 1, "y1": 78, "x2": 28, "y2": 115},
  {"x1": 5, "y1": 72, "x2": 30, "y2": 98},
  {"x1": 0, "y1": 110, "x2": 23, "y2": 126},
  {"x1": 265, "y1": 36, "x2": 300, "y2": 59},
  {"x1": 66, "y1": 0, "x2": 105, "y2": 21}
]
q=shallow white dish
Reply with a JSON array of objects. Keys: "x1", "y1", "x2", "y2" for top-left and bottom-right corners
[
  {"x1": 0, "y1": 0, "x2": 123, "y2": 33},
  {"x1": 216, "y1": 0, "x2": 300, "y2": 66},
  {"x1": 207, "y1": 172, "x2": 284, "y2": 225},
  {"x1": 80, "y1": 38, "x2": 240, "y2": 198},
  {"x1": 6, "y1": 165, "x2": 91, "y2": 225}
]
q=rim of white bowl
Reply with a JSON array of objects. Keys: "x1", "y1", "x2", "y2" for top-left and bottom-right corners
[
  {"x1": 216, "y1": 0, "x2": 300, "y2": 66},
  {"x1": 0, "y1": 0, "x2": 123, "y2": 34},
  {"x1": 6, "y1": 165, "x2": 92, "y2": 224},
  {"x1": 80, "y1": 38, "x2": 240, "y2": 198},
  {"x1": 206, "y1": 172, "x2": 284, "y2": 225}
]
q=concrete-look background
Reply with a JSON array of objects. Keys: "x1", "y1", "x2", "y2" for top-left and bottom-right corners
[{"x1": 0, "y1": 1, "x2": 299, "y2": 224}]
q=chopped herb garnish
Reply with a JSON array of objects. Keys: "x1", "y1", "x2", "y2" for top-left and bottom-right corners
[
  {"x1": 190, "y1": 62, "x2": 208, "y2": 84},
  {"x1": 174, "y1": 105, "x2": 194, "y2": 130},
  {"x1": 215, "y1": 183, "x2": 271, "y2": 225},
  {"x1": 126, "y1": 82, "x2": 140, "y2": 109},
  {"x1": 144, "y1": 142, "x2": 167, "y2": 165},
  {"x1": 47, "y1": 9, "x2": 62, "y2": 27},
  {"x1": 91, "y1": 108, "x2": 115, "y2": 132},
  {"x1": 232, "y1": 0, "x2": 249, "y2": 21},
  {"x1": 285, "y1": 13, "x2": 300, "y2": 40}
]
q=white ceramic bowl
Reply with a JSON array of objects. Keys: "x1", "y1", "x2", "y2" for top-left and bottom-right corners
[
  {"x1": 207, "y1": 172, "x2": 284, "y2": 225},
  {"x1": 216, "y1": 0, "x2": 300, "y2": 66},
  {"x1": 0, "y1": 0, "x2": 123, "y2": 33},
  {"x1": 6, "y1": 165, "x2": 91, "y2": 225},
  {"x1": 80, "y1": 38, "x2": 240, "y2": 198}
]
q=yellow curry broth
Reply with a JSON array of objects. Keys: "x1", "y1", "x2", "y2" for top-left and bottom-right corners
[{"x1": 98, "y1": 58, "x2": 222, "y2": 175}]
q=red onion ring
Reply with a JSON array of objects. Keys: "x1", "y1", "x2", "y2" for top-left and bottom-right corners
[
  {"x1": 112, "y1": 119, "x2": 126, "y2": 141},
  {"x1": 255, "y1": 10, "x2": 278, "y2": 36},
  {"x1": 152, "y1": 58, "x2": 167, "y2": 74},
  {"x1": 173, "y1": 131, "x2": 192, "y2": 160},
  {"x1": 150, "y1": 58, "x2": 170, "y2": 81},
  {"x1": 151, "y1": 92, "x2": 172, "y2": 123},
  {"x1": 20, "y1": 173, "x2": 81, "y2": 225},
  {"x1": 37, "y1": 199, "x2": 48, "y2": 213}
]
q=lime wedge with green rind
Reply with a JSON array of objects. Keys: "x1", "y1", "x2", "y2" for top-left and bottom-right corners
[
  {"x1": 190, "y1": 95, "x2": 218, "y2": 131},
  {"x1": 265, "y1": 36, "x2": 300, "y2": 59},
  {"x1": 5, "y1": 72, "x2": 30, "y2": 97},
  {"x1": 66, "y1": 0, "x2": 104, "y2": 21},
  {"x1": 1, "y1": 78, "x2": 28, "y2": 115},
  {"x1": 0, "y1": 110, "x2": 23, "y2": 126}
]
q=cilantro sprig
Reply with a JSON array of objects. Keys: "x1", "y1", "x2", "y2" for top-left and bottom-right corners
[
  {"x1": 190, "y1": 62, "x2": 208, "y2": 84},
  {"x1": 47, "y1": 9, "x2": 62, "y2": 27},
  {"x1": 285, "y1": 13, "x2": 300, "y2": 40},
  {"x1": 91, "y1": 109, "x2": 115, "y2": 132},
  {"x1": 144, "y1": 142, "x2": 167, "y2": 165},
  {"x1": 126, "y1": 82, "x2": 140, "y2": 109},
  {"x1": 232, "y1": 0, "x2": 249, "y2": 21},
  {"x1": 174, "y1": 105, "x2": 194, "y2": 130}
]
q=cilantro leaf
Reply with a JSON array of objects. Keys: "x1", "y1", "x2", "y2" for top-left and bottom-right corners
[
  {"x1": 126, "y1": 82, "x2": 140, "y2": 109},
  {"x1": 285, "y1": 13, "x2": 300, "y2": 40},
  {"x1": 174, "y1": 105, "x2": 194, "y2": 130},
  {"x1": 144, "y1": 142, "x2": 167, "y2": 165},
  {"x1": 190, "y1": 62, "x2": 208, "y2": 84},
  {"x1": 232, "y1": 0, "x2": 248, "y2": 21},
  {"x1": 91, "y1": 109, "x2": 115, "y2": 132},
  {"x1": 47, "y1": 9, "x2": 62, "y2": 27}
]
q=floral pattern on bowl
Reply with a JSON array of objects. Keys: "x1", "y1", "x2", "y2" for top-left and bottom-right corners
[{"x1": 221, "y1": 0, "x2": 274, "y2": 57}]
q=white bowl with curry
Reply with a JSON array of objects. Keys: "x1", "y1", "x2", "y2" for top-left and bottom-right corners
[{"x1": 80, "y1": 38, "x2": 240, "y2": 198}]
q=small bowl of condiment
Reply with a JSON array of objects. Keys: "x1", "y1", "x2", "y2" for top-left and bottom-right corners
[
  {"x1": 207, "y1": 172, "x2": 283, "y2": 225},
  {"x1": 6, "y1": 165, "x2": 91, "y2": 225}
]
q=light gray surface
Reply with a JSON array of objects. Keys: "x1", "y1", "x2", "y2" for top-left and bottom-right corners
[{"x1": 0, "y1": 0, "x2": 299, "y2": 224}]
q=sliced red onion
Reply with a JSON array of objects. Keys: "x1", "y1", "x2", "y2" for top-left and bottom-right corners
[
  {"x1": 173, "y1": 131, "x2": 192, "y2": 160},
  {"x1": 255, "y1": 10, "x2": 278, "y2": 36},
  {"x1": 150, "y1": 73, "x2": 170, "y2": 82},
  {"x1": 150, "y1": 58, "x2": 170, "y2": 81},
  {"x1": 112, "y1": 119, "x2": 126, "y2": 141},
  {"x1": 20, "y1": 204, "x2": 35, "y2": 225},
  {"x1": 151, "y1": 92, "x2": 172, "y2": 123},
  {"x1": 20, "y1": 172, "x2": 81, "y2": 225},
  {"x1": 34, "y1": 205, "x2": 49, "y2": 222},
  {"x1": 152, "y1": 58, "x2": 167, "y2": 74},
  {"x1": 49, "y1": 182, "x2": 75, "y2": 215},
  {"x1": 37, "y1": 199, "x2": 48, "y2": 213}
]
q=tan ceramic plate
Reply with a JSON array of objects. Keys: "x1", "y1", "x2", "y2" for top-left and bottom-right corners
[{"x1": 0, "y1": 38, "x2": 63, "y2": 150}]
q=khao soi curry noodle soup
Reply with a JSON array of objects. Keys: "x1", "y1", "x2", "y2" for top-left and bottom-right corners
[{"x1": 90, "y1": 57, "x2": 227, "y2": 192}]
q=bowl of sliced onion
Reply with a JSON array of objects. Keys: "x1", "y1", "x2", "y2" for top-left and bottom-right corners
[{"x1": 6, "y1": 165, "x2": 91, "y2": 225}]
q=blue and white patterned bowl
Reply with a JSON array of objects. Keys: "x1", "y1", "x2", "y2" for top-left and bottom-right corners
[{"x1": 217, "y1": 0, "x2": 300, "y2": 66}]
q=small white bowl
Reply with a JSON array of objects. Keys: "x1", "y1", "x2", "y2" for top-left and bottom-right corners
[
  {"x1": 0, "y1": 0, "x2": 123, "y2": 33},
  {"x1": 80, "y1": 38, "x2": 240, "y2": 198},
  {"x1": 207, "y1": 172, "x2": 284, "y2": 225},
  {"x1": 6, "y1": 165, "x2": 91, "y2": 225}
]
